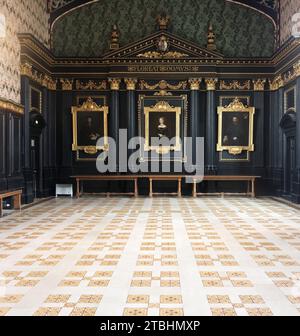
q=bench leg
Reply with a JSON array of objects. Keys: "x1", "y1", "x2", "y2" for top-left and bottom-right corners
[
  {"x1": 0, "y1": 199, "x2": 2, "y2": 217},
  {"x1": 149, "y1": 179, "x2": 153, "y2": 197},
  {"x1": 76, "y1": 179, "x2": 80, "y2": 198},
  {"x1": 193, "y1": 181, "x2": 196, "y2": 198},
  {"x1": 134, "y1": 179, "x2": 138, "y2": 197},
  {"x1": 178, "y1": 179, "x2": 182, "y2": 197},
  {"x1": 13, "y1": 194, "x2": 21, "y2": 210},
  {"x1": 251, "y1": 179, "x2": 255, "y2": 198}
]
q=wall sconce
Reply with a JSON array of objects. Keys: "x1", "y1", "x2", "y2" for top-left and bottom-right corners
[{"x1": 0, "y1": 13, "x2": 6, "y2": 38}]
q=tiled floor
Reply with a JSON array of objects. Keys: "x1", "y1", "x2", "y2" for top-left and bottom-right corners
[{"x1": 0, "y1": 196, "x2": 300, "y2": 316}]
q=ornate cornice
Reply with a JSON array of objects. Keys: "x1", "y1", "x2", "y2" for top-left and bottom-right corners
[
  {"x1": 124, "y1": 78, "x2": 138, "y2": 90},
  {"x1": 188, "y1": 78, "x2": 202, "y2": 90},
  {"x1": 205, "y1": 78, "x2": 218, "y2": 91},
  {"x1": 0, "y1": 98, "x2": 24, "y2": 114},
  {"x1": 60, "y1": 78, "x2": 74, "y2": 90},
  {"x1": 282, "y1": 60, "x2": 300, "y2": 86},
  {"x1": 252, "y1": 78, "x2": 266, "y2": 91},
  {"x1": 20, "y1": 62, "x2": 57, "y2": 90},
  {"x1": 108, "y1": 78, "x2": 121, "y2": 90},
  {"x1": 269, "y1": 74, "x2": 283, "y2": 91},
  {"x1": 139, "y1": 80, "x2": 187, "y2": 90},
  {"x1": 75, "y1": 80, "x2": 107, "y2": 90},
  {"x1": 220, "y1": 80, "x2": 251, "y2": 90}
]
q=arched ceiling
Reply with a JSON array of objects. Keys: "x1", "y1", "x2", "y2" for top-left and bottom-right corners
[{"x1": 47, "y1": 0, "x2": 278, "y2": 28}]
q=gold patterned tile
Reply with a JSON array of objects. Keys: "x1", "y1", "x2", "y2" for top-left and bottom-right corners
[
  {"x1": 127, "y1": 295, "x2": 149, "y2": 304},
  {"x1": 211, "y1": 308, "x2": 237, "y2": 316},
  {"x1": 123, "y1": 308, "x2": 148, "y2": 316},
  {"x1": 207, "y1": 295, "x2": 231, "y2": 304},
  {"x1": 34, "y1": 307, "x2": 61, "y2": 316},
  {"x1": 246, "y1": 308, "x2": 273, "y2": 316},
  {"x1": 160, "y1": 295, "x2": 182, "y2": 304},
  {"x1": 69, "y1": 308, "x2": 97, "y2": 316},
  {"x1": 79, "y1": 295, "x2": 102, "y2": 304},
  {"x1": 160, "y1": 308, "x2": 184, "y2": 316}
]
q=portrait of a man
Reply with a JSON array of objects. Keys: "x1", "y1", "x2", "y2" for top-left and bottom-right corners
[
  {"x1": 72, "y1": 97, "x2": 108, "y2": 153},
  {"x1": 77, "y1": 112, "x2": 103, "y2": 147},
  {"x1": 217, "y1": 98, "x2": 255, "y2": 155},
  {"x1": 222, "y1": 112, "x2": 249, "y2": 147}
]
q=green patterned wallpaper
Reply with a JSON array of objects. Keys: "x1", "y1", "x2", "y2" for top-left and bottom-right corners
[{"x1": 52, "y1": 0, "x2": 275, "y2": 58}]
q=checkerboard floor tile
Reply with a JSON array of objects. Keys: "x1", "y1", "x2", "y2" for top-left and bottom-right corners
[{"x1": 0, "y1": 197, "x2": 300, "y2": 316}]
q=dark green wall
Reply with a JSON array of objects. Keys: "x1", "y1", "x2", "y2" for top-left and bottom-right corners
[{"x1": 52, "y1": 0, "x2": 275, "y2": 58}]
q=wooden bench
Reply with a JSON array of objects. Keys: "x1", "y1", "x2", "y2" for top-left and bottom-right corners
[
  {"x1": 0, "y1": 190, "x2": 22, "y2": 217},
  {"x1": 146, "y1": 175, "x2": 182, "y2": 197},
  {"x1": 190, "y1": 175, "x2": 260, "y2": 198},
  {"x1": 71, "y1": 175, "x2": 139, "y2": 198},
  {"x1": 71, "y1": 175, "x2": 260, "y2": 198}
]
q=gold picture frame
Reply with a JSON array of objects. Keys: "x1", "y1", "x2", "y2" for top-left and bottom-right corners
[
  {"x1": 144, "y1": 100, "x2": 181, "y2": 154},
  {"x1": 71, "y1": 97, "x2": 109, "y2": 154},
  {"x1": 217, "y1": 98, "x2": 255, "y2": 155}
]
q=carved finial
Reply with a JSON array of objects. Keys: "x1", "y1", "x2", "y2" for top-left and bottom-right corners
[
  {"x1": 157, "y1": 14, "x2": 170, "y2": 31},
  {"x1": 207, "y1": 23, "x2": 217, "y2": 51},
  {"x1": 110, "y1": 24, "x2": 120, "y2": 50}
]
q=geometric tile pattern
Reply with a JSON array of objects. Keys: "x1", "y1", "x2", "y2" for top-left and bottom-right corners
[{"x1": 0, "y1": 197, "x2": 300, "y2": 316}]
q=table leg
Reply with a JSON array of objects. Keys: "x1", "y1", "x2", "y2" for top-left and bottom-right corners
[
  {"x1": 149, "y1": 179, "x2": 153, "y2": 197},
  {"x1": 134, "y1": 179, "x2": 138, "y2": 197},
  {"x1": 178, "y1": 179, "x2": 182, "y2": 197},
  {"x1": 13, "y1": 194, "x2": 21, "y2": 210},
  {"x1": 251, "y1": 179, "x2": 255, "y2": 198},
  {"x1": 0, "y1": 198, "x2": 2, "y2": 217}
]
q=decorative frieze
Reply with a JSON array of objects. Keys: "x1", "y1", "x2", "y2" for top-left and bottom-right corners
[
  {"x1": 20, "y1": 62, "x2": 57, "y2": 90},
  {"x1": 108, "y1": 78, "x2": 121, "y2": 90},
  {"x1": 139, "y1": 80, "x2": 187, "y2": 91},
  {"x1": 205, "y1": 78, "x2": 218, "y2": 91},
  {"x1": 220, "y1": 80, "x2": 251, "y2": 90},
  {"x1": 75, "y1": 80, "x2": 107, "y2": 90},
  {"x1": 60, "y1": 79, "x2": 74, "y2": 91},
  {"x1": 282, "y1": 60, "x2": 300, "y2": 86},
  {"x1": 0, "y1": 98, "x2": 24, "y2": 114},
  {"x1": 188, "y1": 78, "x2": 202, "y2": 90},
  {"x1": 252, "y1": 78, "x2": 266, "y2": 91},
  {"x1": 124, "y1": 78, "x2": 138, "y2": 90},
  {"x1": 269, "y1": 75, "x2": 284, "y2": 91}
]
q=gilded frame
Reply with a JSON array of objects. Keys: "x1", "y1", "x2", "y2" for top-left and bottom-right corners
[
  {"x1": 71, "y1": 97, "x2": 109, "y2": 154},
  {"x1": 144, "y1": 100, "x2": 181, "y2": 154},
  {"x1": 217, "y1": 98, "x2": 255, "y2": 155}
]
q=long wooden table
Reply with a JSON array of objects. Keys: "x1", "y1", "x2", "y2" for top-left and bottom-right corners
[
  {"x1": 71, "y1": 175, "x2": 260, "y2": 198},
  {"x1": 191, "y1": 175, "x2": 260, "y2": 198},
  {"x1": 0, "y1": 189, "x2": 22, "y2": 217},
  {"x1": 71, "y1": 175, "x2": 139, "y2": 198}
]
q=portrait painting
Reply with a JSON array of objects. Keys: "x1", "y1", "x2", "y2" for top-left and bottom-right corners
[
  {"x1": 221, "y1": 112, "x2": 249, "y2": 147},
  {"x1": 217, "y1": 98, "x2": 255, "y2": 155},
  {"x1": 144, "y1": 101, "x2": 181, "y2": 153},
  {"x1": 77, "y1": 112, "x2": 103, "y2": 147},
  {"x1": 72, "y1": 97, "x2": 108, "y2": 154}
]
